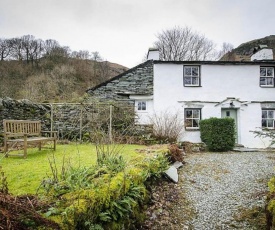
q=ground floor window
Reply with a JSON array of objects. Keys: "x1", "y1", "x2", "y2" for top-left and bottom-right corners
[
  {"x1": 185, "y1": 108, "x2": 201, "y2": 129},
  {"x1": 137, "y1": 101, "x2": 146, "y2": 111},
  {"x1": 262, "y1": 109, "x2": 275, "y2": 128}
]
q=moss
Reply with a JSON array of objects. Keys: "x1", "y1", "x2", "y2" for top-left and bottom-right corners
[
  {"x1": 109, "y1": 172, "x2": 130, "y2": 199},
  {"x1": 269, "y1": 177, "x2": 275, "y2": 193}
]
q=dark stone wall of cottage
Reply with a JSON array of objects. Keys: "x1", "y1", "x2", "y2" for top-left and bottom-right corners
[{"x1": 86, "y1": 60, "x2": 154, "y2": 101}]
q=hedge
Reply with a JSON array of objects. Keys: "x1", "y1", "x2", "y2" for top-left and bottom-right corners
[{"x1": 200, "y1": 117, "x2": 235, "y2": 151}]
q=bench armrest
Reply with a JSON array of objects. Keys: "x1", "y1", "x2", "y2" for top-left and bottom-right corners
[
  {"x1": 41, "y1": 131, "x2": 58, "y2": 133},
  {"x1": 41, "y1": 131, "x2": 57, "y2": 138}
]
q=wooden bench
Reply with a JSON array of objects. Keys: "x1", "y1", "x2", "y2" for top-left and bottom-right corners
[{"x1": 3, "y1": 120, "x2": 57, "y2": 158}]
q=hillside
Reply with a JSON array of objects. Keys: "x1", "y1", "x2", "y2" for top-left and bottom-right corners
[
  {"x1": 0, "y1": 58, "x2": 128, "y2": 102},
  {"x1": 220, "y1": 35, "x2": 275, "y2": 61}
]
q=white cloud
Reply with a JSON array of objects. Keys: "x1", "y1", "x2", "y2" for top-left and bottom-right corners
[{"x1": 0, "y1": 0, "x2": 275, "y2": 67}]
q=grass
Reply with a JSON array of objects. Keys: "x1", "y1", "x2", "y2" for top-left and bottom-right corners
[{"x1": 0, "y1": 143, "x2": 146, "y2": 195}]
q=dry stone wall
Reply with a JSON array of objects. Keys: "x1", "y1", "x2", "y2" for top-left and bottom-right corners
[
  {"x1": 0, "y1": 97, "x2": 51, "y2": 131},
  {"x1": 0, "y1": 98, "x2": 139, "y2": 146}
]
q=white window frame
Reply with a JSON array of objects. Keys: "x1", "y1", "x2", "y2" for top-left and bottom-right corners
[
  {"x1": 260, "y1": 67, "x2": 274, "y2": 87},
  {"x1": 137, "y1": 101, "x2": 147, "y2": 111},
  {"x1": 184, "y1": 66, "x2": 200, "y2": 87},
  {"x1": 262, "y1": 109, "x2": 275, "y2": 129},
  {"x1": 185, "y1": 108, "x2": 201, "y2": 130}
]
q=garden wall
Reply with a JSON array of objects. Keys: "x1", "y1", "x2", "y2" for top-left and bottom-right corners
[{"x1": 0, "y1": 97, "x2": 144, "y2": 146}]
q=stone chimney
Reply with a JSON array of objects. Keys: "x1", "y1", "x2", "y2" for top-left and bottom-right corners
[{"x1": 147, "y1": 48, "x2": 159, "y2": 60}]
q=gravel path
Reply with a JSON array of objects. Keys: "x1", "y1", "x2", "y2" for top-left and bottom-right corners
[{"x1": 180, "y1": 151, "x2": 275, "y2": 229}]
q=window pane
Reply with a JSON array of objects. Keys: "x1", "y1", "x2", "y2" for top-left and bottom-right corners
[
  {"x1": 268, "y1": 110, "x2": 274, "y2": 118},
  {"x1": 138, "y1": 102, "x2": 141, "y2": 110},
  {"x1": 185, "y1": 67, "x2": 191, "y2": 76},
  {"x1": 260, "y1": 68, "x2": 266, "y2": 76},
  {"x1": 267, "y1": 119, "x2": 273, "y2": 128},
  {"x1": 185, "y1": 119, "x2": 192, "y2": 127},
  {"x1": 192, "y1": 67, "x2": 198, "y2": 76},
  {"x1": 260, "y1": 77, "x2": 266, "y2": 85},
  {"x1": 184, "y1": 77, "x2": 191, "y2": 85},
  {"x1": 193, "y1": 110, "x2": 200, "y2": 118},
  {"x1": 186, "y1": 110, "x2": 192, "y2": 118},
  {"x1": 141, "y1": 102, "x2": 146, "y2": 110},
  {"x1": 192, "y1": 77, "x2": 199, "y2": 85},
  {"x1": 267, "y1": 77, "x2": 274, "y2": 86},
  {"x1": 267, "y1": 67, "x2": 274, "y2": 76},
  {"x1": 262, "y1": 119, "x2": 267, "y2": 127},
  {"x1": 262, "y1": 110, "x2": 267, "y2": 118},
  {"x1": 193, "y1": 119, "x2": 199, "y2": 127}
]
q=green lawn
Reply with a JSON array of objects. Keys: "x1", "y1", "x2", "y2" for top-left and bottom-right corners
[{"x1": 0, "y1": 143, "x2": 146, "y2": 195}]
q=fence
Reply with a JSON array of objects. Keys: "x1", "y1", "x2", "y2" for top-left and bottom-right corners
[
  {"x1": 0, "y1": 98, "x2": 153, "y2": 146},
  {"x1": 39, "y1": 102, "x2": 137, "y2": 142}
]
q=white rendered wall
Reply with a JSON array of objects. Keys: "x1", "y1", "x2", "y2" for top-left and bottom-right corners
[
  {"x1": 130, "y1": 95, "x2": 154, "y2": 125},
  {"x1": 153, "y1": 63, "x2": 275, "y2": 148}
]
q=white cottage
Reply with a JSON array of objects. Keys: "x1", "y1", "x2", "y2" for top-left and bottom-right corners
[{"x1": 87, "y1": 49, "x2": 275, "y2": 148}]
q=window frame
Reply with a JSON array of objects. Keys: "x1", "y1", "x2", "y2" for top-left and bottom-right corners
[
  {"x1": 184, "y1": 108, "x2": 201, "y2": 130},
  {"x1": 137, "y1": 101, "x2": 147, "y2": 111},
  {"x1": 183, "y1": 65, "x2": 201, "y2": 87},
  {"x1": 260, "y1": 66, "x2": 274, "y2": 87},
  {"x1": 262, "y1": 109, "x2": 275, "y2": 129}
]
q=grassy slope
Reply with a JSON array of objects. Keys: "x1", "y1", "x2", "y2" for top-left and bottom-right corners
[{"x1": 0, "y1": 143, "x2": 145, "y2": 195}]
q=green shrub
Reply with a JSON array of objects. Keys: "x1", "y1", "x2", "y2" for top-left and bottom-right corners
[
  {"x1": 41, "y1": 149, "x2": 169, "y2": 229},
  {"x1": 266, "y1": 177, "x2": 275, "y2": 229},
  {"x1": 200, "y1": 117, "x2": 235, "y2": 151}
]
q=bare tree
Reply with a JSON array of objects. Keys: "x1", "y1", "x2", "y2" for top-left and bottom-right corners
[
  {"x1": 154, "y1": 26, "x2": 216, "y2": 61},
  {"x1": 71, "y1": 50, "x2": 90, "y2": 59},
  {"x1": 0, "y1": 38, "x2": 12, "y2": 61},
  {"x1": 43, "y1": 39, "x2": 60, "y2": 56},
  {"x1": 10, "y1": 38, "x2": 24, "y2": 61}
]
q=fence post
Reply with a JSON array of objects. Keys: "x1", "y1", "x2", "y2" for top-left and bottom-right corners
[
  {"x1": 80, "y1": 105, "x2": 83, "y2": 142},
  {"x1": 50, "y1": 104, "x2": 53, "y2": 138},
  {"x1": 109, "y1": 105, "x2": 113, "y2": 143}
]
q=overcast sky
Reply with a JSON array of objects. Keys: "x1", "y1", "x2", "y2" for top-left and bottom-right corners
[{"x1": 1, "y1": 0, "x2": 275, "y2": 68}]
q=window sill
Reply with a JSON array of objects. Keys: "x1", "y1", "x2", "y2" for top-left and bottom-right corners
[
  {"x1": 185, "y1": 128, "x2": 200, "y2": 131},
  {"x1": 184, "y1": 85, "x2": 202, "y2": 87},
  {"x1": 260, "y1": 85, "x2": 274, "y2": 88},
  {"x1": 136, "y1": 110, "x2": 148, "y2": 113}
]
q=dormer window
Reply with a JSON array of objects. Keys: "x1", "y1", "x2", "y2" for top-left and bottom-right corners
[
  {"x1": 260, "y1": 67, "x2": 274, "y2": 87},
  {"x1": 184, "y1": 66, "x2": 200, "y2": 86}
]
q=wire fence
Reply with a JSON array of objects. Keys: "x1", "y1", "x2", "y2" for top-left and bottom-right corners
[{"x1": 40, "y1": 102, "x2": 138, "y2": 142}]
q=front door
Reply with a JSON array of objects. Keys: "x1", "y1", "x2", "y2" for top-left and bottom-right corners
[{"x1": 221, "y1": 109, "x2": 238, "y2": 143}]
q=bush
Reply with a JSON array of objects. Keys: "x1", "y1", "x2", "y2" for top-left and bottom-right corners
[
  {"x1": 40, "y1": 147, "x2": 170, "y2": 229},
  {"x1": 200, "y1": 117, "x2": 235, "y2": 151},
  {"x1": 167, "y1": 144, "x2": 184, "y2": 163},
  {"x1": 149, "y1": 111, "x2": 184, "y2": 144},
  {"x1": 266, "y1": 177, "x2": 275, "y2": 228}
]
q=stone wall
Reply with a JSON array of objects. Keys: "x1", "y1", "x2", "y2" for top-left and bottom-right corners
[
  {"x1": 0, "y1": 97, "x2": 51, "y2": 131},
  {"x1": 0, "y1": 98, "x2": 138, "y2": 145},
  {"x1": 86, "y1": 60, "x2": 154, "y2": 101}
]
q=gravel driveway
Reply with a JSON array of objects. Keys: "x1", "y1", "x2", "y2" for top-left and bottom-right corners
[{"x1": 180, "y1": 151, "x2": 275, "y2": 229}]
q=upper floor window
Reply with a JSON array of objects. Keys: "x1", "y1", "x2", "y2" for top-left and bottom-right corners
[
  {"x1": 262, "y1": 109, "x2": 275, "y2": 128},
  {"x1": 185, "y1": 108, "x2": 201, "y2": 130},
  {"x1": 184, "y1": 66, "x2": 200, "y2": 86},
  {"x1": 260, "y1": 67, "x2": 274, "y2": 87},
  {"x1": 137, "y1": 101, "x2": 146, "y2": 111}
]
